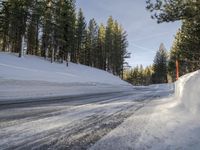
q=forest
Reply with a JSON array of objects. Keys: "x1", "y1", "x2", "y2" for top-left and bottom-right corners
[
  {"x1": 1, "y1": 0, "x2": 200, "y2": 86},
  {"x1": 0, "y1": 0, "x2": 129, "y2": 77},
  {"x1": 125, "y1": 0, "x2": 200, "y2": 85}
]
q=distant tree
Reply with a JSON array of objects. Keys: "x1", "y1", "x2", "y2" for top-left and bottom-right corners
[
  {"x1": 124, "y1": 65, "x2": 153, "y2": 86},
  {"x1": 152, "y1": 43, "x2": 168, "y2": 84},
  {"x1": 144, "y1": 66, "x2": 153, "y2": 85}
]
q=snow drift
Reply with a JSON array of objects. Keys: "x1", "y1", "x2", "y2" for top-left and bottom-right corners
[{"x1": 175, "y1": 70, "x2": 200, "y2": 114}]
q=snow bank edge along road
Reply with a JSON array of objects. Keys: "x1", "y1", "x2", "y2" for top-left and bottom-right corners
[
  {"x1": 175, "y1": 70, "x2": 200, "y2": 114},
  {"x1": 89, "y1": 70, "x2": 200, "y2": 150}
]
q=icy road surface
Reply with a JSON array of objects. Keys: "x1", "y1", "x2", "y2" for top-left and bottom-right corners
[{"x1": 0, "y1": 85, "x2": 173, "y2": 150}]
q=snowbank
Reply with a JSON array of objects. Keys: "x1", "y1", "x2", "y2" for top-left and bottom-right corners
[
  {"x1": 175, "y1": 70, "x2": 200, "y2": 114},
  {"x1": 0, "y1": 52, "x2": 131, "y2": 101},
  {"x1": 90, "y1": 70, "x2": 200, "y2": 150}
]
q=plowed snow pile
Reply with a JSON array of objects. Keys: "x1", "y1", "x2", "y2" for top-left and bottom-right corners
[
  {"x1": 0, "y1": 52, "x2": 131, "y2": 101},
  {"x1": 175, "y1": 70, "x2": 200, "y2": 114},
  {"x1": 91, "y1": 70, "x2": 200, "y2": 150}
]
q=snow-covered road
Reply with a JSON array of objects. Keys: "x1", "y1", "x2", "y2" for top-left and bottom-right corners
[
  {"x1": 0, "y1": 85, "x2": 174, "y2": 150},
  {"x1": 1, "y1": 52, "x2": 200, "y2": 150}
]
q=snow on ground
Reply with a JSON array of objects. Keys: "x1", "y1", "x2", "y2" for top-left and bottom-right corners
[
  {"x1": 90, "y1": 70, "x2": 200, "y2": 150},
  {"x1": 1, "y1": 52, "x2": 200, "y2": 150},
  {"x1": 0, "y1": 52, "x2": 131, "y2": 101},
  {"x1": 174, "y1": 70, "x2": 200, "y2": 114}
]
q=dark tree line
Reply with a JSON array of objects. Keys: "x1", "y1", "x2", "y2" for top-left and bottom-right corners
[
  {"x1": 0, "y1": 0, "x2": 129, "y2": 77},
  {"x1": 146, "y1": 0, "x2": 200, "y2": 81},
  {"x1": 124, "y1": 65, "x2": 153, "y2": 86},
  {"x1": 125, "y1": 43, "x2": 168, "y2": 86}
]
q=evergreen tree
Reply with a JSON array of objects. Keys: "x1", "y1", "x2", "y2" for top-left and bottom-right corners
[
  {"x1": 41, "y1": 0, "x2": 53, "y2": 59},
  {"x1": 0, "y1": 0, "x2": 32, "y2": 56},
  {"x1": 119, "y1": 27, "x2": 129, "y2": 77},
  {"x1": 27, "y1": 0, "x2": 43, "y2": 56},
  {"x1": 124, "y1": 65, "x2": 153, "y2": 86},
  {"x1": 75, "y1": 8, "x2": 86, "y2": 64},
  {"x1": 41, "y1": 0, "x2": 76, "y2": 63},
  {"x1": 85, "y1": 18, "x2": 98, "y2": 66},
  {"x1": 97, "y1": 24, "x2": 106, "y2": 69},
  {"x1": 113, "y1": 21, "x2": 121, "y2": 75},
  {"x1": 0, "y1": 0, "x2": 10, "y2": 51},
  {"x1": 152, "y1": 43, "x2": 168, "y2": 83},
  {"x1": 105, "y1": 16, "x2": 114, "y2": 72},
  {"x1": 144, "y1": 66, "x2": 153, "y2": 85},
  {"x1": 63, "y1": 0, "x2": 76, "y2": 63}
]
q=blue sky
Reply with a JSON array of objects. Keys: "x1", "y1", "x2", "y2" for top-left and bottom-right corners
[{"x1": 76, "y1": 0, "x2": 181, "y2": 67}]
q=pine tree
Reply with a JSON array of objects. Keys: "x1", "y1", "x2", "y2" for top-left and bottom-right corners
[
  {"x1": 0, "y1": 0, "x2": 32, "y2": 56},
  {"x1": 0, "y1": 1, "x2": 10, "y2": 51},
  {"x1": 105, "y1": 16, "x2": 114, "y2": 72},
  {"x1": 75, "y1": 8, "x2": 86, "y2": 64},
  {"x1": 85, "y1": 18, "x2": 98, "y2": 66},
  {"x1": 97, "y1": 24, "x2": 106, "y2": 69},
  {"x1": 41, "y1": 0, "x2": 53, "y2": 59},
  {"x1": 63, "y1": 0, "x2": 76, "y2": 63},
  {"x1": 124, "y1": 65, "x2": 153, "y2": 86},
  {"x1": 119, "y1": 27, "x2": 129, "y2": 77},
  {"x1": 113, "y1": 21, "x2": 121, "y2": 75},
  {"x1": 27, "y1": 0, "x2": 43, "y2": 56},
  {"x1": 104, "y1": 17, "x2": 129, "y2": 76},
  {"x1": 41, "y1": 0, "x2": 76, "y2": 63},
  {"x1": 144, "y1": 66, "x2": 153, "y2": 85},
  {"x1": 152, "y1": 43, "x2": 168, "y2": 83}
]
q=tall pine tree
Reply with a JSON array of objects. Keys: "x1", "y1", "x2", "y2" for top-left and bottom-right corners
[{"x1": 152, "y1": 43, "x2": 168, "y2": 83}]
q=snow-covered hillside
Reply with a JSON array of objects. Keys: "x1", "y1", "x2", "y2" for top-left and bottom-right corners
[
  {"x1": 0, "y1": 52, "x2": 131, "y2": 101},
  {"x1": 0, "y1": 52, "x2": 128, "y2": 85}
]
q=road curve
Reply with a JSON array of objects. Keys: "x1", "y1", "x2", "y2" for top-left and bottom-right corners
[{"x1": 0, "y1": 85, "x2": 173, "y2": 150}]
